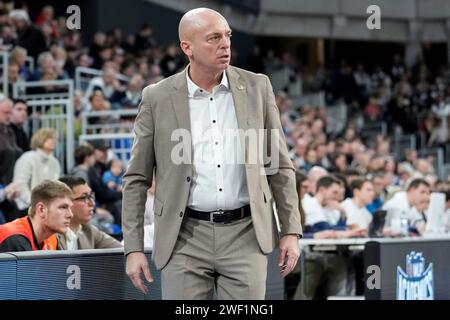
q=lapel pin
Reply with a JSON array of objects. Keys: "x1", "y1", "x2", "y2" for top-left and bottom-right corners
[{"x1": 238, "y1": 85, "x2": 245, "y2": 90}]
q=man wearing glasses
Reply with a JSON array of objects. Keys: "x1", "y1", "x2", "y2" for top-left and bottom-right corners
[{"x1": 57, "y1": 176, "x2": 122, "y2": 250}]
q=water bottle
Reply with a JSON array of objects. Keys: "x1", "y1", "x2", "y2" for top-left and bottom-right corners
[{"x1": 400, "y1": 211, "x2": 409, "y2": 237}]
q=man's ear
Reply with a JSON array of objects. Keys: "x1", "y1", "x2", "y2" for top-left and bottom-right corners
[
  {"x1": 180, "y1": 41, "x2": 192, "y2": 57},
  {"x1": 36, "y1": 202, "x2": 48, "y2": 218}
]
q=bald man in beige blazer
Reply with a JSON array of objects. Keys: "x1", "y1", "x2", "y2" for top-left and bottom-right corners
[{"x1": 123, "y1": 8, "x2": 302, "y2": 300}]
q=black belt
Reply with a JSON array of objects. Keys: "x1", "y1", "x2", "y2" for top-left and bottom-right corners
[{"x1": 186, "y1": 205, "x2": 251, "y2": 224}]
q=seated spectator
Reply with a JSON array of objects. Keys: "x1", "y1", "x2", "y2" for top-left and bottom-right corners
[
  {"x1": 88, "y1": 141, "x2": 122, "y2": 225},
  {"x1": 35, "y1": 5, "x2": 59, "y2": 39},
  {"x1": 0, "y1": 180, "x2": 72, "y2": 252},
  {"x1": 102, "y1": 159, "x2": 123, "y2": 192},
  {"x1": 10, "y1": 99, "x2": 30, "y2": 152},
  {"x1": 109, "y1": 74, "x2": 143, "y2": 109},
  {"x1": 7, "y1": 61, "x2": 22, "y2": 96},
  {"x1": 9, "y1": 46, "x2": 31, "y2": 80},
  {"x1": 27, "y1": 51, "x2": 56, "y2": 81},
  {"x1": 71, "y1": 143, "x2": 96, "y2": 184},
  {"x1": 305, "y1": 166, "x2": 328, "y2": 198},
  {"x1": 295, "y1": 175, "x2": 363, "y2": 300},
  {"x1": 0, "y1": 97, "x2": 22, "y2": 186},
  {"x1": 57, "y1": 176, "x2": 122, "y2": 250},
  {"x1": 303, "y1": 176, "x2": 365, "y2": 237},
  {"x1": 383, "y1": 178, "x2": 431, "y2": 236},
  {"x1": 366, "y1": 171, "x2": 387, "y2": 213},
  {"x1": 13, "y1": 128, "x2": 61, "y2": 211},
  {"x1": 341, "y1": 179, "x2": 375, "y2": 230},
  {"x1": 9, "y1": 9, "x2": 48, "y2": 60},
  {"x1": 84, "y1": 65, "x2": 121, "y2": 104}
]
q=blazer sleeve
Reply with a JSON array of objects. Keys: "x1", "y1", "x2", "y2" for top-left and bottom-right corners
[
  {"x1": 91, "y1": 224, "x2": 123, "y2": 249},
  {"x1": 263, "y1": 75, "x2": 303, "y2": 237},
  {"x1": 122, "y1": 86, "x2": 156, "y2": 255}
]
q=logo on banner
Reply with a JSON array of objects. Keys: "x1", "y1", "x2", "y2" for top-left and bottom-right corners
[{"x1": 396, "y1": 251, "x2": 434, "y2": 300}]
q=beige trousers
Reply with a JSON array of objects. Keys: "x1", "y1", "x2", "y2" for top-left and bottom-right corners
[{"x1": 161, "y1": 215, "x2": 268, "y2": 300}]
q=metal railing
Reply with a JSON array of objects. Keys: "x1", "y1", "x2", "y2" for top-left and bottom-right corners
[
  {"x1": 13, "y1": 79, "x2": 73, "y2": 100},
  {"x1": 418, "y1": 147, "x2": 445, "y2": 179},
  {"x1": 392, "y1": 134, "x2": 417, "y2": 158},
  {"x1": 0, "y1": 50, "x2": 8, "y2": 97},
  {"x1": 81, "y1": 109, "x2": 138, "y2": 135},
  {"x1": 79, "y1": 132, "x2": 135, "y2": 165},
  {"x1": 361, "y1": 122, "x2": 387, "y2": 139},
  {"x1": 13, "y1": 80, "x2": 75, "y2": 172},
  {"x1": 75, "y1": 67, "x2": 130, "y2": 93}
]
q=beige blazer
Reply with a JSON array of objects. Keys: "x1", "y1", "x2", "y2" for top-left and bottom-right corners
[
  {"x1": 122, "y1": 66, "x2": 302, "y2": 270},
  {"x1": 57, "y1": 223, "x2": 122, "y2": 250}
]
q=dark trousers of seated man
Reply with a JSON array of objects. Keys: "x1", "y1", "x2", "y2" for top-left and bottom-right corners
[{"x1": 294, "y1": 251, "x2": 355, "y2": 300}]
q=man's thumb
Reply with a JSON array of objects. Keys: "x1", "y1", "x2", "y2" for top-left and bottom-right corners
[{"x1": 143, "y1": 265, "x2": 154, "y2": 283}]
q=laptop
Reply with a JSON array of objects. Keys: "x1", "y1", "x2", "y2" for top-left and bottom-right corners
[{"x1": 424, "y1": 192, "x2": 446, "y2": 236}]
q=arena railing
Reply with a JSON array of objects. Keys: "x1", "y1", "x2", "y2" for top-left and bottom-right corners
[
  {"x1": 80, "y1": 109, "x2": 138, "y2": 135},
  {"x1": 0, "y1": 50, "x2": 8, "y2": 97},
  {"x1": 79, "y1": 132, "x2": 135, "y2": 165},
  {"x1": 418, "y1": 147, "x2": 445, "y2": 179},
  {"x1": 75, "y1": 67, "x2": 130, "y2": 93},
  {"x1": 392, "y1": 133, "x2": 417, "y2": 159},
  {"x1": 12, "y1": 80, "x2": 75, "y2": 172}
]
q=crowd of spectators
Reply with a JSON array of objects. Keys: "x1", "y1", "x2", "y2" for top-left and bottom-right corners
[{"x1": 2, "y1": 1, "x2": 450, "y2": 298}]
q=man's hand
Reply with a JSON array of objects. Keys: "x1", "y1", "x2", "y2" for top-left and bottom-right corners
[
  {"x1": 5, "y1": 182, "x2": 20, "y2": 200},
  {"x1": 278, "y1": 234, "x2": 301, "y2": 278},
  {"x1": 126, "y1": 252, "x2": 154, "y2": 295}
]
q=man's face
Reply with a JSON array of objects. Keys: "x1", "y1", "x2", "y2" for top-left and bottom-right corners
[
  {"x1": 42, "y1": 197, "x2": 73, "y2": 234},
  {"x1": 8, "y1": 64, "x2": 19, "y2": 82},
  {"x1": 0, "y1": 100, "x2": 13, "y2": 125},
  {"x1": 11, "y1": 102, "x2": 28, "y2": 124},
  {"x1": 409, "y1": 184, "x2": 431, "y2": 212},
  {"x1": 182, "y1": 13, "x2": 232, "y2": 73},
  {"x1": 357, "y1": 181, "x2": 375, "y2": 205},
  {"x1": 323, "y1": 183, "x2": 341, "y2": 205},
  {"x1": 372, "y1": 177, "x2": 384, "y2": 195},
  {"x1": 71, "y1": 184, "x2": 95, "y2": 225}
]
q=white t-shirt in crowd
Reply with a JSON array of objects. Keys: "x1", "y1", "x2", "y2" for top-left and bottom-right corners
[
  {"x1": 341, "y1": 198, "x2": 372, "y2": 229},
  {"x1": 302, "y1": 196, "x2": 327, "y2": 226},
  {"x1": 382, "y1": 191, "x2": 425, "y2": 228}
]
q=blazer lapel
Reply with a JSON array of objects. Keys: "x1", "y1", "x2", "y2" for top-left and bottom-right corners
[
  {"x1": 227, "y1": 67, "x2": 248, "y2": 132},
  {"x1": 170, "y1": 68, "x2": 191, "y2": 132}
]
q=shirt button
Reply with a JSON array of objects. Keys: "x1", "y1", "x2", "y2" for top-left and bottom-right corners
[
  {"x1": 215, "y1": 141, "x2": 218, "y2": 145},
  {"x1": 217, "y1": 164, "x2": 221, "y2": 168},
  {"x1": 180, "y1": 211, "x2": 184, "y2": 217},
  {"x1": 186, "y1": 176, "x2": 191, "y2": 182},
  {"x1": 219, "y1": 188, "x2": 223, "y2": 192},
  {"x1": 210, "y1": 98, "x2": 213, "y2": 101},
  {"x1": 212, "y1": 120, "x2": 216, "y2": 123}
]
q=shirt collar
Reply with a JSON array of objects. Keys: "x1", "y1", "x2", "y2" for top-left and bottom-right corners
[
  {"x1": 186, "y1": 68, "x2": 229, "y2": 98},
  {"x1": 66, "y1": 225, "x2": 82, "y2": 240}
]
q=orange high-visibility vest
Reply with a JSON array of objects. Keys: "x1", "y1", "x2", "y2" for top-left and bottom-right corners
[{"x1": 0, "y1": 216, "x2": 57, "y2": 251}]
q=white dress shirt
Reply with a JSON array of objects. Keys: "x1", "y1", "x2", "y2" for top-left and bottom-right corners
[
  {"x1": 186, "y1": 71, "x2": 249, "y2": 211},
  {"x1": 382, "y1": 191, "x2": 425, "y2": 229},
  {"x1": 65, "y1": 225, "x2": 83, "y2": 251}
]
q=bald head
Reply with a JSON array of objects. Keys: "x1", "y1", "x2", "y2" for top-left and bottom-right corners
[
  {"x1": 307, "y1": 166, "x2": 328, "y2": 195},
  {"x1": 179, "y1": 8, "x2": 228, "y2": 42},
  {"x1": 0, "y1": 96, "x2": 13, "y2": 125}
]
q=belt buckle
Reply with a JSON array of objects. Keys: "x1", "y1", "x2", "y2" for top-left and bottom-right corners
[{"x1": 210, "y1": 210, "x2": 224, "y2": 223}]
